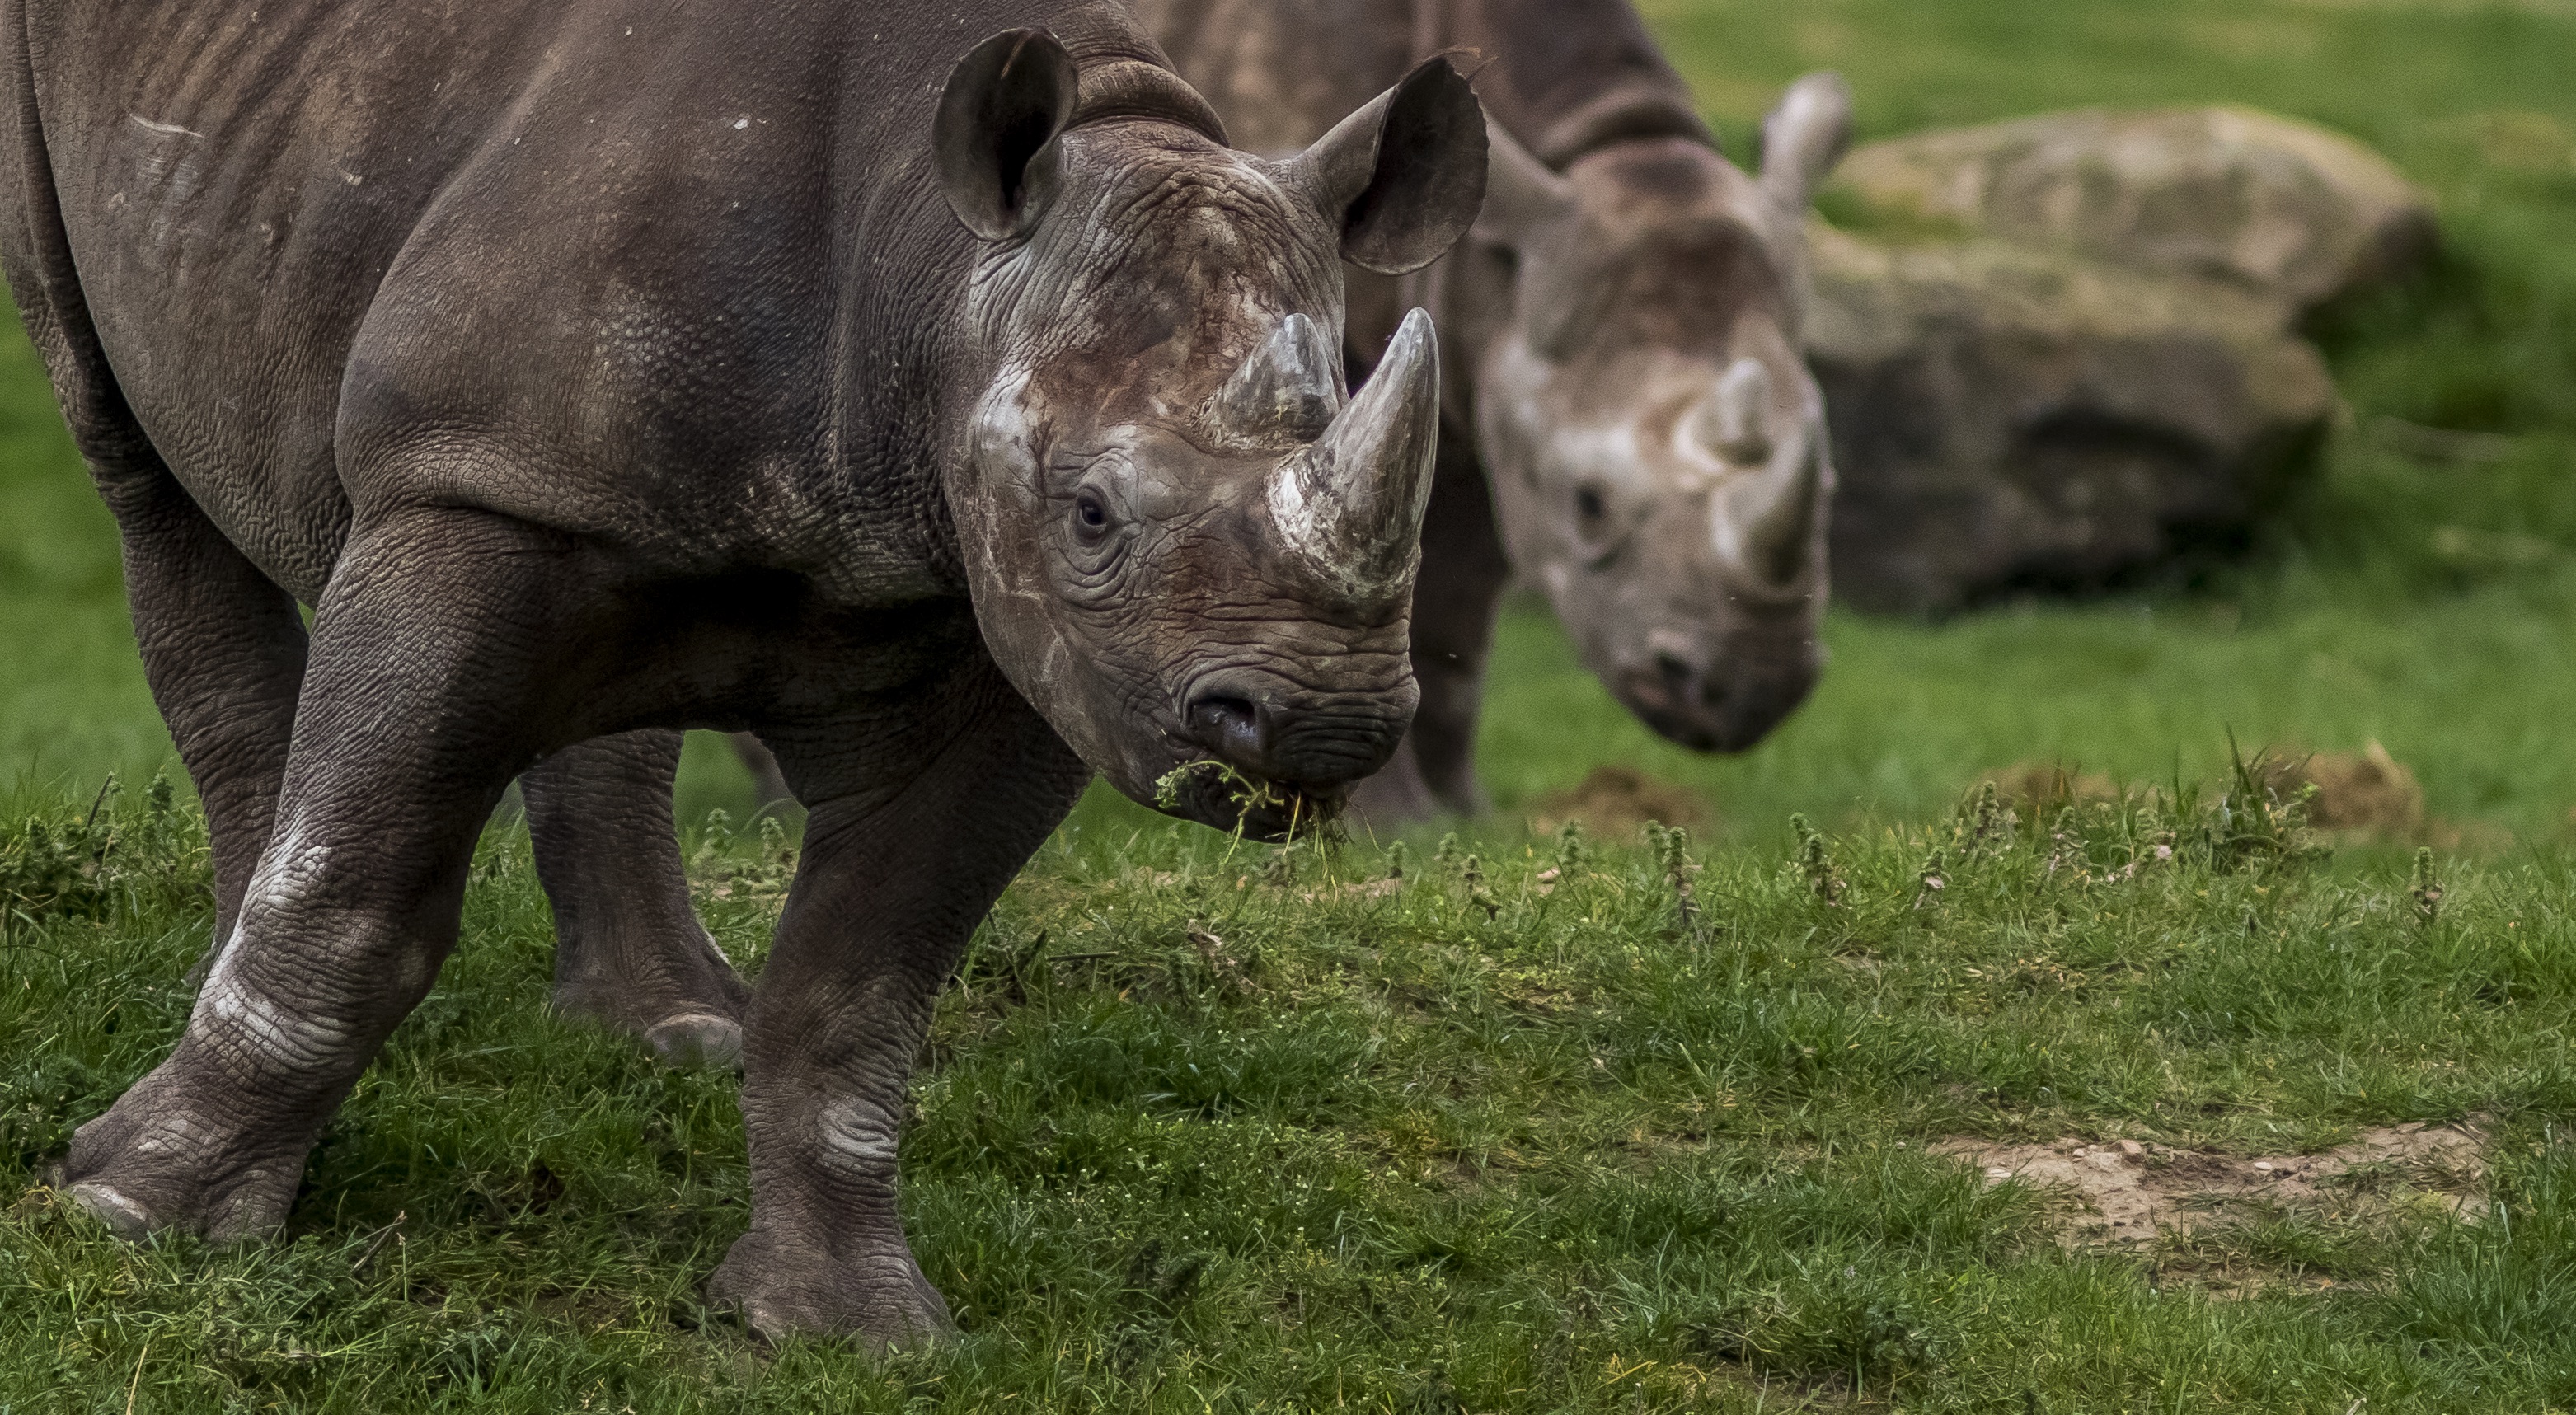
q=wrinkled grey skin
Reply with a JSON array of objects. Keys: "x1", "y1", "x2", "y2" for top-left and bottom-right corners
[
  {"x1": 1144, "y1": 0, "x2": 1852, "y2": 817},
  {"x1": 7, "y1": 0, "x2": 1483, "y2": 1342}
]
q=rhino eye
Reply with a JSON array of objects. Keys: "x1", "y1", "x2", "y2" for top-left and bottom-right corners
[{"x1": 1074, "y1": 490, "x2": 1110, "y2": 536}]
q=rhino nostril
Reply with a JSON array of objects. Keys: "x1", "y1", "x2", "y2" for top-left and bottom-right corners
[
  {"x1": 1654, "y1": 651, "x2": 1695, "y2": 687},
  {"x1": 1185, "y1": 693, "x2": 1268, "y2": 759}
]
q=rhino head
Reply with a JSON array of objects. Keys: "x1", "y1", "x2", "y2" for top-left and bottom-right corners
[
  {"x1": 934, "y1": 34, "x2": 1485, "y2": 838},
  {"x1": 1471, "y1": 75, "x2": 1852, "y2": 753}
]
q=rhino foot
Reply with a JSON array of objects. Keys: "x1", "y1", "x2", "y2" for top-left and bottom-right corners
[
  {"x1": 708, "y1": 1228, "x2": 955, "y2": 1347},
  {"x1": 552, "y1": 935, "x2": 751, "y2": 1073},
  {"x1": 642, "y1": 1011, "x2": 745, "y2": 1070},
  {"x1": 52, "y1": 1080, "x2": 311, "y2": 1243}
]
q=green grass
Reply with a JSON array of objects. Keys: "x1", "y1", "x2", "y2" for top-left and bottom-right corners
[
  {"x1": 4, "y1": 785, "x2": 2571, "y2": 1410},
  {"x1": 6, "y1": 0, "x2": 2576, "y2": 1408}
]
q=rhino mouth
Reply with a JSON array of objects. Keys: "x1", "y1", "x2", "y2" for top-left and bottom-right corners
[{"x1": 1152, "y1": 759, "x2": 1347, "y2": 843}]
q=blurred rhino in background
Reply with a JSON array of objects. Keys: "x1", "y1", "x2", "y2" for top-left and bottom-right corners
[{"x1": 1133, "y1": 0, "x2": 1851, "y2": 820}]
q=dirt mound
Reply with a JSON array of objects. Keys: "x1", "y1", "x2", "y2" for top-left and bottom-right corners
[
  {"x1": 1982, "y1": 761, "x2": 2122, "y2": 813},
  {"x1": 1935, "y1": 1120, "x2": 2485, "y2": 1247},
  {"x1": 2262, "y1": 741, "x2": 2424, "y2": 836},
  {"x1": 1525, "y1": 766, "x2": 1711, "y2": 838},
  {"x1": 1984, "y1": 744, "x2": 2429, "y2": 840}
]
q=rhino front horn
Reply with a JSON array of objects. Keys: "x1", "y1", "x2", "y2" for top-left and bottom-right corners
[{"x1": 1268, "y1": 307, "x2": 1442, "y2": 602}]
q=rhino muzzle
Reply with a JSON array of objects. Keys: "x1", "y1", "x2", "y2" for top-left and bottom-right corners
[{"x1": 1265, "y1": 307, "x2": 1442, "y2": 605}]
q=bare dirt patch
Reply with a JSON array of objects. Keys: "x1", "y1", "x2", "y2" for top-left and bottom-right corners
[
  {"x1": 1934, "y1": 1120, "x2": 2486, "y2": 1246},
  {"x1": 1526, "y1": 766, "x2": 1713, "y2": 838}
]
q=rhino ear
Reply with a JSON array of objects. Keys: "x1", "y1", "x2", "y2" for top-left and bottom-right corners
[
  {"x1": 1288, "y1": 57, "x2": 1489, "y2": 275},
  {"x1": 1759, "y1": 72, "x2": 1853, "y2": 212},
  {"x1": 936, "y1": 29, "x2": 1080, "y2": 241},
  {"x1": 1472, "y1": 120, "x2": 1576, "y2": 246}
]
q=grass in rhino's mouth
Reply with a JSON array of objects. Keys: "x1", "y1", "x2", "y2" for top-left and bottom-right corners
[{"x1": 1152, "y1": 759, "x2": 1345, "y2": 844}]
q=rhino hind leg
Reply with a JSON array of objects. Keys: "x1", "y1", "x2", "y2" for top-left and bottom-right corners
[
  {"x1": 730, "y1": 731, "x2": 796, "y2": 807},
  {"x1": 524, "y1": 730, "x2": 751, "y2": 1069},
  {"x1": 709, "y1": 668, "x2": 1088, "y2": 1344},
  {"x1": 58, "y1": 509, "x2": 593, "y2": 1241}
]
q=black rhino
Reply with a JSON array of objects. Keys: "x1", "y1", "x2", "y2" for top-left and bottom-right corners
[{"x1": 9, "y1": 0, "x2": 1485, "y2": 1341}]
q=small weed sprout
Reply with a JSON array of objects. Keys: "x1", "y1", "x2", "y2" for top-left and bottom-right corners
[
  {"x1": 1383, "y1": 840, "x2": 1410, "y2": 881},
  {"x1": 1646, "y1": 822, "x2": 1700, "y2": 934},
  {"x1": 1791, "y1": 813, "x2": 1844, "y2": 906},
  {"x1": 1554, "y1": 818, "x2": 1588, "y2": 875},
  {"x1": 687, "y1": 808, "x2": 734, "y2": 883},
  {"x1": 746, "y1": 814, "x2": 798, "y2": 894},
  {"x1": 1461, "y1": 854, "x2": 1498, "y2": 920},
  {"x1": 1262, "y1": 842, "x2": 1301, "y2": 888},
  {"x1": 2410, "y1": 847, "x2": 2444, "y2": 925},
  {"x1": 1433, "y1": 832, "x2": 1464, "y2": 872},
  {"x1": 1185, "y1": 922, "x2": 1253, "y2": 1000},
  {"x1": 1958, "y1": 780, "x2": 2015, "y2": 855},
  {"x1": 1914, "y1": 847, "x2": 1948, "y2": 909}
]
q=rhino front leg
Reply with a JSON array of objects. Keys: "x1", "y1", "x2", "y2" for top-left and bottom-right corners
[
  {"x1": 709, "y1": 669, "x2": 1087, "y2": 1344},
  {"x1": 524, "y1": 730, "x2": 750, "y2": 1069},
  {"x1": 1352, "y1": 438, "x2": 1510, "y2": 822},
  {"x1": 55, "y1": 510, "x2": 580, "y2": 1239}
]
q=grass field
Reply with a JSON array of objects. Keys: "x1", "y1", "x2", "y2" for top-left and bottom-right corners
[{"x1": 4, "y1": 0, "x2": 2576, "y2": 1409}]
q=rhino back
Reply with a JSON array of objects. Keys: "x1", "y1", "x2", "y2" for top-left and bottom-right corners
[
  {"x1": 1145, "y1": 0, "x2": 1712, "y2": 377},
  {"x1": 9, "y1": 0, "x2": 1039, "y2": 604},
  {"x1": 1134, "y1": 0, "x2": 1411, "y2": 156}
]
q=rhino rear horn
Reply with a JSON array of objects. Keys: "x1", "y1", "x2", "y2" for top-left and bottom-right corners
[
  {"x1": 1269, "y1": 307, "x2": 1442, "y2": 600},
  {"x1": 1217, "y1": 313, "x2": 1344, "y2": 441},
  {"x1": 935, "y1": 29, "x2": 1078, "y2": 240},
  {"x1": 1692, "y1": 358, "x2": 1776, "y2": 466},
  {"x1": 1287, "y1": 59, "x2": 1489, "y2": 274},
  {"x1": 1760, "y1": 72, "x2": 1853, "y2": 212}
]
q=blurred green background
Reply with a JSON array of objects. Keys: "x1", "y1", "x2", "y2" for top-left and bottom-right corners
[{"x1": 6, "y1": 0, "x2": 2575, "y2": 844}]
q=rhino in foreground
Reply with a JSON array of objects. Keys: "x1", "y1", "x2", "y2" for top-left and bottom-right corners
[
  {"x1": 10, "y1": 0, "x2": 1484, "y2": 1340},
  {"x1": 1144, "y1": 0, "x2": 1853, "y2": 818}
]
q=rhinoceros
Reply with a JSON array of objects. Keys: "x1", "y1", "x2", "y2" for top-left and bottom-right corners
[
  {"x1": 11, "y1": 0, "x2": 1485, "y2": 1340},
  {"x1": 1143, "y1": 0, "x2": 1852, "y2": 817}
]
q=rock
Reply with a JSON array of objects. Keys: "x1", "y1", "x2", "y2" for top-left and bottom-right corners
[
  {"x1": 1831, "y1": 106, "x2": 2436, "y2": 319},
  {"x1": 1807, "y1": 223, "x2": 2337, "y2": 614}
]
